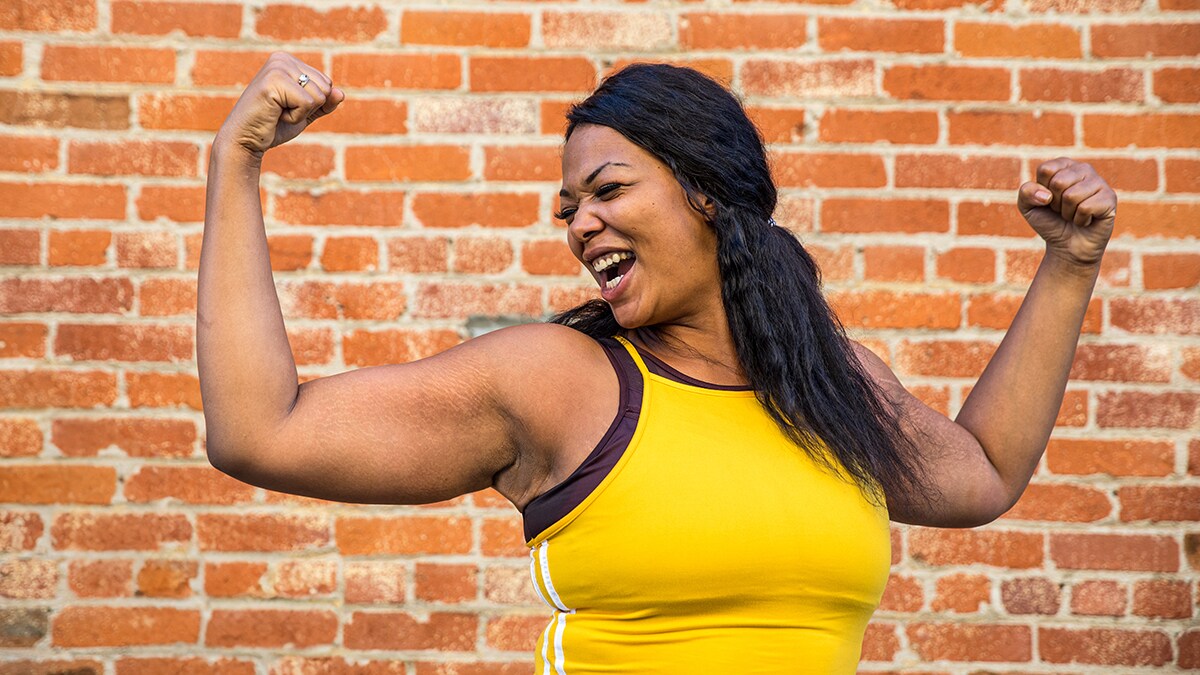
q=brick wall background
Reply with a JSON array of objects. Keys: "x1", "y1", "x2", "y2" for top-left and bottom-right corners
[{"x1": 1, "y1": 0, "x2": 1198, "y2": 672}]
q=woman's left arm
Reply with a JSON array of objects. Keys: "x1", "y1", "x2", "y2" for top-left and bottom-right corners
[{"x1": 861, "y1": 157, "x2": 1117, "y2": 528}]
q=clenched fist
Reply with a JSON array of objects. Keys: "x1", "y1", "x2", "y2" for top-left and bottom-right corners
[
  {"x1": 1018, "y1": 158, "x2": 1117, "y2": 269},
  {"x1": 215, "y1": 52, "x2": 344, "y2": 159}
]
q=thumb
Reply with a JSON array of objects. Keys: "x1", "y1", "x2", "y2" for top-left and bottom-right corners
[
  {"x1": 1017, "y1": 181, "x2": 1053, "y2": 217},
  {"x1": 306, "y1": 87, "x2": 345, "y2": 124}
]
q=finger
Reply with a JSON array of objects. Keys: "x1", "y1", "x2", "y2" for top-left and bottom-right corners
[
  {"x1": 297, "y1": 65, "x2": 332, "y2": 98},
  {"x1": 1016, "y1": 180, "x2": 1053, "y2": 215},
  {"x1": 279, "y1": 84, "x2": 319, "y2": 125},
  {"x1": 1035, "y1": 156, "x2": 1076, "y2": 188},
  {"x1": 307, "y1": 87, "x2": 345, "y2": 124},
  {"x1": 1074, "y1": 189, "x2": 1116, "y2": 229},
  {"x1": 1045, "y1": 164, "x2": 1092, "y2": 214},
  {"x1": 1061, "y1": 178, "x2": 1103, "y2": 227}
]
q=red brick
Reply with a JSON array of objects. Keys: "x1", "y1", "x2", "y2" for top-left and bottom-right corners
[
  {"x1": 1084, "y1": 113, "x2": 1200, "y2": 148},
  {"x1": 255, "y1": 5, "x2": 386, "y2": 42},
  {"x1": 1185, "y1": 348, "x2": 1200, "y2": 383},
  {"x1": 883, "y1": 64, "x2": 1010, "y2": 100},
  {"x1": 1052, "y1": 533, "x2": 1179, "y2": 572},
  {"x1": 607, "y1": 57, "x2": 734, "y2": 86},
  {"x1": 1145, "y1": 253, "x2": 1200, "y2": 289},
  {"x1": 0, "y1": 371, "x2": 117, "y2": 409},
  {"x1": 0, "y1": 418, "x2": 41, "y2": 457},
  {"x1": 346, "y1": 612, "x2": 476, "y2": 651},
  {"x1": 388, "y1": 237, "x2": 449, "y2": 273},
  {"x1": 402, "y1": 11, "x2": 531, "y2": 47},
  {"x1": 1118, "y1": 201, "x2": 1200, "y2": 239},
  {"x1": 277, "y1": 280, "x2": 406, "y2": 321},
  {"x1": 0, "y1": 512, "x2": 42, "y2": 552},
  {"x1": 1112, "y1": 297, "x2": 1200, "y2": 335},
  {"x1": 112, "y1": 1, "x2": 241, "y2": 37},
  {"x1": 935, "y1": 247, "x2": 996, "y2": 283},
  {"x1": 52, "y1": 512, "x2": 191, "y2": 551},
  {"x1": 336, "y1": 516, "x2": 472, "y2": 556},
  {"x1": 908, "y1": 623, "x2": 1032, "y2": 662},
  {"x1": 483, "y1": 145, "x2": 559, "y2": 182},
  {"x1": 1069, "y1": 343, "x2": 1171, "y2": 382},
  {"x1": 471, "y1": 56, "x2": 595, "y2": 93},
  {"x1": 346, "y1": 145, "x2": 471, "y2": 182},
  {"x1": 69, "y1": 559, "x2": 132, "y2": 598},
  {"x1": 0, "y1": 0, "x2": 96, "y2": 31},
  {"x1": 206, "y1": 609, "x2": 337, "y2": 648},
  {"x1": 0, "y1": 91, "x2": 129, "y2": 130},
  {"x1": 0, "y1": 229, "x2": 39, "y2": 265},
  {"x1": 1002, "y1": 577, "x2": 1061, "y2": 615},
  {"x1": 1071, "y1": 579, "x2": 1127, "y2": 616},
  {"x1": 1002, "y1": 483, "x2": 1112, "y2": 522},
  {"x1": 55, "y1": 323, "x2": 191, "y2": 363},
  {"x1": 414, "y1": 282, "x2": 541, "y2": 319},
  {"x1": 481, "y1": 517, "x2": 526, "y2": 558},
  {"x1": 1119, "y1": 486, "x2": 1200, "y2": 522},
  {"x1": 820, "y1": 108, "x2": 940, "y2": 144},
  {"x1": 69, "y1": 138, "x2": 198, "y2": 176},
  {"x1": 0, "y1": 465, "x2": 115, "y2": 505},
  {"x1": 956, "y1": 22, "x2": 1081, "y2": 58},
  {"x1": 411, "y1": 192, "x2": 540, "y2": 229},
  {"x1": 333, "y1": 53, "x2": 460, "y2": 90},
  {"x1": 452, "y1": 237, "x2": 513, "y2": 275},
  {"x1": 265, "y1": 234, "x2": 313, "y2": 272},
  {"x1": 890, "y1": 0, "x2": 1002, "y2": 10},
  {"x1": 124, "y1": 465, "x2": 255, "y2": 505},
  {"x1": 139, "y1": 185, "x2": 206, "y2": 222},
  {"x1": 342, "y1": 329, "x2": 461, "y2": 367},
  {"x1": 932, "y1": 573, "x2": 991, "y2": 613},
  {"x1": 1183, "y1": 630, "x2": 1200, "y2": 669},
  {"x1": 894, "y1": 339, "x2": 996, "y2": 377},
  {"x1": 138, "y1": 278, "x2": 198, "y2": 318},
  {"x1": 773, "y1": 152, "x2": 886, "y2": 188},
  {"x1": 742, "y1": 59, "x2": 874, "y2": 98},
  {"x1": 125, "y1": 371, "x2": 201, "y2": 411},
  {"x1": 0, "y1": 182, "x2": 124, "y2": 220},
  {"x1": 823, "y1": 198, "x2": 949, "y2": 233},
  {"x1": 1132, "y1": 579, "x2": 1192, "y2": 619},
  {"x1": 272, "y1": 658, "x2": 407, "y2": 675},
  {"x1": 958, "y1": 201, "x2": 1035, "y2": 238},
  {"x1": 483, "y1": 566, "x2": 537, "y2": 606},
  {"x1": 321, "y1": 236, "x2": 378, "y2": 272},
  {"x1": 1027, "y1": 155, "x2": 1156, "y2": 193},
  {"x1": 1040, "y1": 627, "x2": 1172, "y2": 666},
  {"x1": 117, "y1": 657, "x2": 255, "y2": 675},
  {"x1": 197, "y1": 514, "x2": 328, "y2": 552},
  {"x1": 744, "y1": 107, "x2": 807, "y2": 144},
  {"x1": 191, "y1": 49, "x2": 324, "y2": 87},
  {"x1": 1021, "y1": 67, "x2": 1143, "y2": 103},
  {"x1": 910, "y1": 529, "x2": 1043, "y2": 568},
  {"x1": 818, "y1": 17, "x2": 942, "y2": 53},
  {"x1": 136, "y1": 559, "x2": 197, "y2": 599},
  {"x1": 830, "y1": 290, "x2": 960, "y2": 329},
  {"x1": 138, "y1": 93, "x2": 236, "y2": 131},
  {"x1": 43, "y1": 45, "x2": 174, "y2": 83},
  {"x1": 1166, "y1": 158, "x2": 1200, "y2": 192},
  {"x1": 116, "y1": 231, "x2": 178, "y2": 268},
  {"x1": 542, "y1": 11, "x2": 673, "y2": 50},
  {"x1": 274, "y1": 190, "x2": 406, "y2": 227},
  {"x1": 521, "y1": 240, "x2": 579, "y2": 276},
  {"x1": 897, "y1": 154, "x2": 1019, "y2": 189},
  {"x1": 48, "y1": 230, "x2": 109, "y2": 266},
  {"x1": 0, "y1": 323, "x2": 46, "y2": 358},
  {"x1": 412, "y1": 98, "x2": 536, "y2": 135},
  {"x1": 863, "y1": 246, "x2": 924, "y2": 282},
  {"x1": 1098, "y1": 390, "x2": 1198, "y2": 429},
  {"x1": 860, "y1": 622, "x2": 900, "y2": 661},
  {"x1": 949, "y1": 110, "x2": 1074, "y2": 146},
  {"x1": 484, "y1": 614, "x2": 544, "y2": 652},
  {"x1": 878, "y1": 574, "x2": 923, "y2": 612},
  {"x1": 0, "y1": 559, "x2": 56, "y2": 599},
  {"x1": 0, "y1": 136, "x2": 56, "y2": 172},
  {"x1": 287, "y1": 327, "x2": 335, "y2": 366},
  {"x1": 274, "y1": 560, "x2": 337, "y2": 598},
  {"x1": 344, "y1": 561, "x2": 406, "y2": 604},
  {"x1": 1092, "y1": 23, "x2": 1200, "y2": 57},
  {"x1": 204, "y1": 562, "x2": 266, "y2": 598},
  {"x1": 416, "y1": 563, "x2": 477, "y2": 603},
  {"x1": 682, "y1": 13, "x2": 808, "y2": 50},
  {"x1": 1155, "y1": 66, "x2": 1200, "y2": 103},
  {"x1": 0, "y1": 42, "x2": 19, "y2": 75},
  {"x1": 53, "y1": 607, "x2": 199, "y2": 647},
  {"x1": 258, "y1": 143, "x2": 334, "y2": 179}
]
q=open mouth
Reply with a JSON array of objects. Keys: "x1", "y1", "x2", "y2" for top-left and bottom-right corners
[{"x1": 591, "y1": 251, "x2": 636, "y2": 290}]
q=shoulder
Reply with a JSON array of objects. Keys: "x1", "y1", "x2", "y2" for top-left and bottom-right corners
[
  {"x1": 461, "y1": 321, "x2": 610, "y2": 379},
  {"x1": 846, "y1": 339, "x2": 902, "y2": 389}
]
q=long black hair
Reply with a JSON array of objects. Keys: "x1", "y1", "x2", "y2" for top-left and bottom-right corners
[{"x1": 550, "y1": 62, "x2": 935, "y2": 510}]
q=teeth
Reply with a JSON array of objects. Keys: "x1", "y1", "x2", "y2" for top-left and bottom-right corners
[
  {"x1": 591, "y1": 251, "x2": 633, "y2": 273},
  {"x1": 605, "y1": 274, "x2": 624, "y2": 289}
]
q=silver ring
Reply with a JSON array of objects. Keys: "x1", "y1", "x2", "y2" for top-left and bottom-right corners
[{"x1": 297, "y1": 73, "x2": 309, "y2": 87}]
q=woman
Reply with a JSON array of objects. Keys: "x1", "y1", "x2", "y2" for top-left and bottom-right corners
[{"x1": 198, "y1": 53, "x2": 1117, "y2": 673}]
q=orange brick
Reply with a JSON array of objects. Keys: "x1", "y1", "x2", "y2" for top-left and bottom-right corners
[
  {"x1": 259, "y1": 144, "x2": 335, "y2": 179},
  {"x1": 0, "y1": 418, "x2": 42, "y2": 457},
  {"x1": 69, "y1": 559, "x2": 132, "y2": 598},
  {"x1": 542, "y1": 11, "x2": 673, "y2": 51},
  {"x1": 896, "y1": 154, "x2": 1020, "y2": 189},
  {"x1": 0, "y1": 277, "x2": 133, "y2": 314},
  {"x1": 681, "y1": 13, "x2": 807, "y2": 50},
  {"x1": 828, "y1": 290, "x2": 961, "y2": 329},
  {"x1": 485, "y1": 615, "x2": 544, "y2": 652},
  {"x1": 607, "y1": 57, "x2": 734, "y2": 86},
  {"x1": 0, "y1": 229, "x2": 39, "y2": 265},
  {"x1": 0, "y1": 371, "x2": 117, "y2": 409},
  {"x1": 863, "y1": 246, "x2": 925, "y2": 282},
  {"x1": 958, "y1": 201, "x2": 1035, "y2": 238},
  {"x1": 1155, "y1": 66, "x2": 1200, "y2": 103},
  {"x1": 191, "y1": 49, "x2": 324, "y2": 87},
  {"x1": 470, "y1": 56, "x2": 595, "y2": 93},
  {"x1": 0, "y1": 42, "x2": 19, "y2": 75},
  {"x1": 117, "y1": 657, "x2": 256, "y2": 675},
  {"x1": 0, "y1": 91, "x2": 130, "y2": 130},
  {"x1": 746, "y1": 107, "x2": 807, "y2": 144},
  {"x1": 742, "y1": 59, "x2": 874, "y2": 98},
  {"x1": 125, "y1": 371, "x2": 202, "y2": 410},
  {"x1": 1132, "y1": 580, "x2": 1193, "y2": 619},
  {"x1": 895, "y1": 339, "x2": 997, "y2": 377},
  {"x1": 0, "y1": 465, "x2": 115, "y2": 505},
  {"x1": 346, "y1": 612, "x2": 477, "y2": 651},
  {"x1": 949, "y1": 110, "x2": 1074, "y2": 146},
  {"x1": 521, "y1": 240, "x2": 579, "y2": 276},
  {"x1": 1002, "y1": 483, "x2": 1113, "y2": 522},
  {"x1": 198, "y1": 514, "x2": 329, "y2": 553},
  {"x1": 116, "y1": 231, "x2": 178, "y2": 268},
  {"x1": 1053, "y1": 533, "x2": 1180, "y2": 571},
  {"x1": 51, "y1": 417, "x2": 196, "y2": 458},
  {"x1": 1021, "y1": 67, "x2": 1144, "y2": 103},
  {"x1": 138, "y1": 93, "x2": 237, "y2": 131},
  {"x1": 333, "y1": 53, "x2": 460, "y2": 90},
  {"x1": 1070, "y1": 343, "x2": 1171, "y2": 382},
  {"x1": 42, "y1": 45, "x2": 175, "y2": 83},
  {"x1": 1144, "y1": 253, "x2": 1200, "y2": 289},
  {"x1": 265, "y1": 234, "x2": 313, "y2": 272},
  {"x1": 402, "y1": 11, "x2": 531, "y2": 47},
  {"x1": 345, "y1": 561, "x2": 406, "y2": 604},
  {"x1": 891, "y1": 0, "x2": 1002, "y2": 10},
  {"x1": 1086, "y1": 113, "x2": 1200, "y2": 148},
  {"x1": 137, "y1": 559, "x2": 197, "y2": 598},
  {"x1": 55, "y1": 323, "x2": 192, "y2": 362},
  {"x1": 450, "y1": 236, "x2": 514, "y2": 275},
  {"x1": 1112, "y1": 201, "x2": 1200, "y2": 239},
  {"x1": 0, "y1": 183, "x2": 125, "y2": 220},
  {"x1": 1002, "y1": 577, "x2": 1061, "y2": 615},
  {"x1": 414, "y1": 282, "x2": 541, "y2": 320},
  {"x1": 956, "y1": 22, "x2": 1081, "y2": 58},
  {"x1": 346, "y1": 145, "x2": 471, "y2": 183},
  {"x1": 932, "y1": 573, "x2": 991, "y2": 613},
  {"x1": 1071, "y1": 579, "x2": 1128, "y2": 616},
  {"x1": 136, "y1": 277, "x2": 196, "y2": 318},
  {"x1": 819, "y1": 109, "x2": 938, "y2": 144},
  {"x1": 52, "y1": 512, "x2": 191, "y2": 551},
  {"x1": 112, "y1": 1, "x2": 242, "y2": 37},
  {"x1": 139, "y1": 186, "x2": 206, "y2": 223},
  {"x1": 1026, "y1": 156, "x2": 1156, "y2": 193},
  {"x1": 1092, "y1": 23, "x2": 1200, "y2": 57},
  {"x1": 206, "y1": 609, "x2": 337, "y2": 648},
  {"x1": 49, "y1": 230, "x2": 110, "y2": 266},
  {"x1": 204, "y1": 562, "x2": 267, "y2": 598},
  {"x1": 321, "y1": 236, "x2": 378, "y2": 272},
  {"x1": 274, "y1": 190, "x2": 406, "y2": 227},
  {"x1": 879, "y1": 574, "x2": 923, "y2": 612},
  {"x1": 415, "y1": 563, "x2": 477, "y2": 603},
  {"x1": 773, "y1": 152, "x2": 886, "y2": 188},
  {"x1": 1028, "y1": 0, "x2": 1141, "y2": 10},
  {"x1": 411, "y1": 192, "x2": 540, "y2": 229},
  {"x1": 818, "y1": 17, "x2": 943, "y2": 53},
  {"x1": 124, "y1": 465, "x2": 256, "y2": 505},
  {"x1": 483, "y1": 145, "x2": 559, "y2": 182},
  {"x1": 883, "y1": 64, "x2": 1010, "y2": 101},
  {"x1": 1040, "y1": 627, "x2": 1172, "y2": 666},
  {"x1": 1120, "y1": 486, "x2": 1200, "y2": 522},
  {"x1": 935, "y1": 247, "x2": 996, "y2": 283},
  {"x1": 1048, "y1": 438, "x2": 1174, "y2": 477},
  {"x1": 287, "y1": 327, "x2": 335, "y2": 366},
  {"x1": 277, "y1": 280, "x2": 406, "y2": 321},
  {"x1": 54, "y1": 607, "x2": 200, "y2": 647},
  {"x1": 822, "y1": 198, "x2": 950, "y2": 233},
  {"x1": 336, "y1": 516, "x2": 472, "y2": 555},
  {"x1": 388, "y1": 237, "x2": 449, "y2": 273},
  {"x1": 0, "y1": 0, "x2": 97, "y2": 31},
  {"x1": 0, "y1": 136, "x2": 57, "y2": 172},
  {"x1": 254, "y1": 5, "x2": 386, "y2": 42},
  {"x1": 274, "y1": 560, "x2": 337, "y2": 598},
  {"x1": 910, "y1": 529, "x2": 1044, "y2": 567},
  {"x1": 342, "y1": 329, "x2": 461, "y2": 367}
]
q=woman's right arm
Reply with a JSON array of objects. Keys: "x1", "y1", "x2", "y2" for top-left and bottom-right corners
[{"x1": 197, "y1": 54, "x2": 599, "y2": 507}]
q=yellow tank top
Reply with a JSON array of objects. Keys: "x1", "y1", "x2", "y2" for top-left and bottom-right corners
[{"x1": 525, "y1": 336, "x2": 891, "y2": 674}]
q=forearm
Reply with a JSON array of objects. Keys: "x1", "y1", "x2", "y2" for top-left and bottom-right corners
[
  {"x1": 196, "y1": 138, "x2": 298, "y2": 467},
  {"x1": 955, "y1": 250, "x2": 1100, "y2": 502}
]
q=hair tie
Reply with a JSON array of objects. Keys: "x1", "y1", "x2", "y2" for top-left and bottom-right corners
[{"x1": 769, "y1": 217, "x2": 778, "y2": 227}]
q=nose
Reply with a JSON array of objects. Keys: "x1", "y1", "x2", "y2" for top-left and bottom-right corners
[{"x1": 566, "y1": 206, "x2": 603, "y2": 244}]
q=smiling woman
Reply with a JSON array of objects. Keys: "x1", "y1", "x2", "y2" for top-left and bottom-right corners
[{"x1": 199, "y1": 54, "x2": 1116, "y2": 674}]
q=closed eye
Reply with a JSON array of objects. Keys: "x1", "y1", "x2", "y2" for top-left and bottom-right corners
[{"x1": 554, "y1": 183, "x2": 624, "y2": 221}]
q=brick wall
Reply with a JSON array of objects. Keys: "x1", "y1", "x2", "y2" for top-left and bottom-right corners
[{"x1": 1, "y1": 0, "x2": 1197, "y2": 672}]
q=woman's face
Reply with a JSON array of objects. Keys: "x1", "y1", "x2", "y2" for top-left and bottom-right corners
[{"x1": 558, "y1": 124, "x2": 723, "y2": 330}]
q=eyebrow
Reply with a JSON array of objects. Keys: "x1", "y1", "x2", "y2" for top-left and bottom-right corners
[{"x1": 559, "y1": 162, "x2": 630, "y2": 198}]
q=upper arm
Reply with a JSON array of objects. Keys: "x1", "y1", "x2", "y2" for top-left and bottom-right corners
[
  {"x1": 847, "y1": 340, "x2": 1014, "y2": 528},
  {"x1": 209, "y1": 323, "x2": 586, "y2": 507}
]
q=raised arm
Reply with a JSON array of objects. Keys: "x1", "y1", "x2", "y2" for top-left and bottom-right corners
[{"x1": 858, "y1": 158, "x2": 1117, "y2": 528}]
